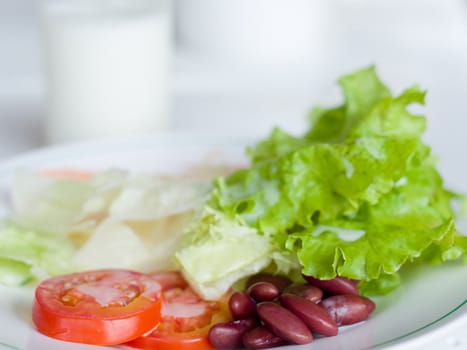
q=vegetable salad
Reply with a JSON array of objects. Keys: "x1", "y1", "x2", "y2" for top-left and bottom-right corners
[
  {"x1": 175, "y1": 66, "x2": 467, "y2": 298},
  {"x1": 0, "y1": 66, "x2": 466, "y2": 301}
]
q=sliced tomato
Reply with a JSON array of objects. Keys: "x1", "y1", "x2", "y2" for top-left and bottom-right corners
[
  {"x1": 32, "y1": 269, "x2": 163, "y2": 345},
  {"x1": 149, "y1": 271, "x2": 188, "y2": 291},
  {"x1": 40, "y1": 169, "x2": 94, "y2": 180},
  {"x1": 127, "y1": 272, "x2": 232, "y2": 350}
]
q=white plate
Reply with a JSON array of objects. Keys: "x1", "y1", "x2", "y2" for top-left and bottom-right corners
[{"x1": 0, "y1": 132, "x2": 465, "y2": 350}]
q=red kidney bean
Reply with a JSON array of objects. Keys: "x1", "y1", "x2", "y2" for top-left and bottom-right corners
[
  {"x1": 247, "y1": 282, "x2": 279, "y2": 302},
  {"x1": 363, "y1": 297, "x2": 376, "y2": 314},
  {"x1": 229, "y1": 291, "x2": 257, "y2": 319},
  {"x1": 257, "y1": 302, "x2": 313, "y2": 345},
  {"x1": 283, "y1": 283, "x2": 323, "y2": 303},
  {"x1": 208, "y1": 317, "x2": 258, "y2": 349},
  {"x1": 246, "y1": 273, "x2": 292, "y2": 292},
  {"x1": 320, "y1": 294, "x2": 376, "y2": 326},
  {"x1": 303, "y1": 275, "x2": 359, "y2": 295},
  {"x1": 280, "y1": 293, "x2": 338, "y2": 336},
  {"x1": 242, "y1": 326, "x2": 286, "y2": 349}
]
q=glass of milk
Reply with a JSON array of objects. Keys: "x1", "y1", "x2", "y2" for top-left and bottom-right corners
[{"x1": 38, "y1": 0, "x2": 172, "y2": 144}]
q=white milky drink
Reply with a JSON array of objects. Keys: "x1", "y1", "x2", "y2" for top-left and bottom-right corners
[{"x1": 39, "y1": 0, "x2": 171, "y2": 143}]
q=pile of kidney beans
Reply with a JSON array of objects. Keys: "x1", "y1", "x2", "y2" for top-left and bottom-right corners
[{"x1": 208, "y1": 273, "x2": 375, "y2": 349}]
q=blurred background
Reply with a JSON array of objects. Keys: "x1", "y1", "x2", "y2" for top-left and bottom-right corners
[{"x1": 1, "y1": 0, "x2": 467, "y2": 172}]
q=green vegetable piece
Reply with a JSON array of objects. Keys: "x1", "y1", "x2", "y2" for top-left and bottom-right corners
[
  {"x1": 0, "y1": 258, "x2": 33, "y2": 286},
  {"x1": 0, "y1": 221, "x2": 76, "y2": 286},
  {"x1": 176, "y1": 65, "x2": 466, "y2": 297}
]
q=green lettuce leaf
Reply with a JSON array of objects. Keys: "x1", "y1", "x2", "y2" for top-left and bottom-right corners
[
  {"x1": 0, "y1": 220, "x2": 77, "y2": 285},
  {"x1": 174, "y1": 206, "x2": 299, "y2": 299},
  {"x1": 176, "y1": 65, "x2": 466, "y2": 297}
]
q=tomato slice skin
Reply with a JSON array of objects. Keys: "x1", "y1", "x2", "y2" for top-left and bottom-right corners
[
  {"x1": 40, "y1": 169, "x2": 94, "y2": 180},
  {"x1": 128, "y1": 329, "x2": 215, "y2": 350},
  {"x1": 127, "y1": 272, "x2": 232, "y2": 350},
  {"x1": 32, "y1": 269, "x2": 163, "y2": 346}
]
